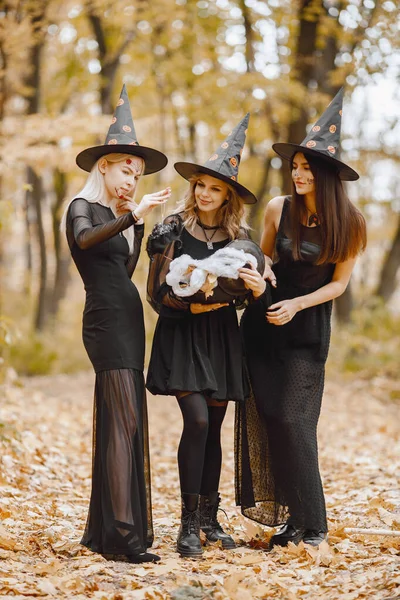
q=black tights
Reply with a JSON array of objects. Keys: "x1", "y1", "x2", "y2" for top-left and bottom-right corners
[{"x1": 177, "y1": 393, "x2": 227, "y2": 496}]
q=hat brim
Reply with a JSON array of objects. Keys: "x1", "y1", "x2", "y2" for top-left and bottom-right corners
[
  {"x1": 174, "y1": 162, "x2": 257, "y2": 204},
  {"x1": 76, "y1": 144, "x2": 168, "y2": 175},
  {"x1": 272, "y1": 143, "x2": 359, "y2": 181}
]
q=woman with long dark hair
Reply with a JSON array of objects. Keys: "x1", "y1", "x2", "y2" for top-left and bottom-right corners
[
  {"x1": 146, "y1": 115, "x2": 266, "y2": 558},
  {"x1": 236, "y1": 89, "x2": 366, "y2": 547},
  {"x1": 62, "y1": 86, "x2": 170, "y2": 563}
]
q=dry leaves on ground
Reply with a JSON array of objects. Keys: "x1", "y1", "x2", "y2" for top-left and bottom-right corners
[{"x1": 0, "y1": 371, "x2": 399, "y2": 599}]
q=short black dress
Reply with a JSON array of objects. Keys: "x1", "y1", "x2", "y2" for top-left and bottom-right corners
[
  {"x1": 236, "y1": 197, "x2": 334, "y2": 532},
  {"x1": 146, "y1": 218, "x2": 249, "y2": 402},
  {"x1": 66, "y1": 198, "x2": 153, "y2": 556}
]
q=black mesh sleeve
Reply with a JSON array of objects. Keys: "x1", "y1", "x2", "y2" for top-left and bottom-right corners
[
  {"x1": 67, "y1": 198, "x2": 135, "y2": 250},
  {"x1": 147, "y1": 215, "x2": 190, "y2": 314}
]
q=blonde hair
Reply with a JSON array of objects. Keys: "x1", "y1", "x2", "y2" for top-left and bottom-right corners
[
  {"x1": 177, "y1": 173, "x2": 249, "y2": 240},
  {"x1": 60, "y1": 153, "x2": 144, "y2": 254}
]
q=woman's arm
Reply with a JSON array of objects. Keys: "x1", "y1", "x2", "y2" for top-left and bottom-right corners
[
  {"x1": 125, "y1": 223, "x2": 145, "y2": 278},
  {"x1": 260, "y1": 196, "x2": 285, "y2": 287},
  {"x1": 69, "y1": 198, "x2": 135, "y2": 250},
  {"x1": 266, "y1": 257, "x2": 357, "y2": 326}
]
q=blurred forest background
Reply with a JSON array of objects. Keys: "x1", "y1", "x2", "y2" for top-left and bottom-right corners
[{"x1": 0, "y1": 0, "x2": 399, "y2": 383}]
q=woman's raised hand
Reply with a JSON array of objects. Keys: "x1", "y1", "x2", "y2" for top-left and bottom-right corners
[
  {"x1": 190, "y1": 303, "x2": 229, "y2": 314},
  {"x1": 135, "y1": 188, "x2": 171, "y2": 219},
  {"x1": 116, "y1": 187, "x2": 171, "y2": 219},
  {"x1": 239, "y1": 263, "x2": 266, "y2": 298}
]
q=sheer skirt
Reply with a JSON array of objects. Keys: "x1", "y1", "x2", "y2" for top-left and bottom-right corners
[{"x1": 81, "y1": 368, "x2": 153, "y2": 555}]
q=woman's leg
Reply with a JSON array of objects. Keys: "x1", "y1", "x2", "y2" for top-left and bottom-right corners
[
  {"x1": 199, "y1": 400, "x2": 236, "y2": 549},
  {"x1": 177, "y1": 392, "x2": 209, "y2": 494},
  {"x1": 175, "y1": 392, "x2": 209, "y2": 557}
]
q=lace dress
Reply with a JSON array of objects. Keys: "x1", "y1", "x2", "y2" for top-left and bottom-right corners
[
  {"x1": 236, "y1": 197, "x2": 334, "y2": 532},
  {"x1": 66, "y1": 198, "x2": 153, "y2": 555}
]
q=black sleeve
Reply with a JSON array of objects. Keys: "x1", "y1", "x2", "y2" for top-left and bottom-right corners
[
  {"x1": 126, "y1": 223, "x2": 145, "y2": 278},
  {"x1": 147, "y1": 214, "x2": 190, "y2": 313},
  {"x1": 68, "y1": 198, "x2": 135, "y2": 250}
]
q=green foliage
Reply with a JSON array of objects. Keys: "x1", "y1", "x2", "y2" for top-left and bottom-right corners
[
  {"x1": 8, "y1": 336, "x2": 58, "y2": 377},
  {"x1": 329, "y1": 299, "x2": 400, "y2": 380}
]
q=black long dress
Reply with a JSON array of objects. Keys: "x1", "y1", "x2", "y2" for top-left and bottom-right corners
[
  {"x1": 66, "y1": 198, "x2": 153, "y2": 556},
  {"x1": 236, "y1": 197, "x2": 334, "y2": 532},
  {"x1": 146, "y1": 217, "x2": 249, "y2": 402}
]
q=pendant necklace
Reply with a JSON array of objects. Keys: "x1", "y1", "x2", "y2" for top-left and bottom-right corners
[
  {"x1": 306, "y1": 208, "x2": 319, "y2": 227},
  {"x1": 197, "y1": 220, "x2": 220, "y2": 250}
]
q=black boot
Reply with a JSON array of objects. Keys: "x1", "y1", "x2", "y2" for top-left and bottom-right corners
[
  {"x1": 176, "y1": 494, "x2": 203, "y2": 558},
  {"x1": 199, "y1": 492, "x2": 236, "y2": 549},
  {"x1": 302, "y1": 530, "x2": 328, "y2": 546},
  {"x1": 270, "y1": 523, "x2": 305, "y2": 548}
]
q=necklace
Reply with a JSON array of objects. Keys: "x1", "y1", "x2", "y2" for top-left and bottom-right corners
[
  {"x1": 305, "y1": 207, "x2": 319, "y2": 227},
  {"x1": 197, "y1": 220, "x2": 220, "y2": 249},
  {"x1": 308, "y1": 212, "x2": 319, "y2": 226}
]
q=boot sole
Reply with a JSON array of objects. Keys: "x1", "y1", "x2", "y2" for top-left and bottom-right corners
[{"x1": 177, "y1": 545, "x2": 203, "y2": 558}]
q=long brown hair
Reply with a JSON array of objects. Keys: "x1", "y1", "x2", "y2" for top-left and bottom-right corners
[
  {"x1": 289, "y1": 153, "x2": 367, "y2": 264},
  {"x1": 176, "y1": 173, "x2": 249, "y2": 240}
]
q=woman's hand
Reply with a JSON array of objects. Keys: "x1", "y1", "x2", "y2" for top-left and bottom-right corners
[
  {"x1": 266, "y1": 298, "x2": 300, "y2": 326},
  {"x1": 239, "y1": 263, "x2": 266, "y2": 298},
  {"x1": 190, "y1": 302, "x2": 229, "y2": 314},
  {"x1": 116, "y1": 187, "x2": 171, "y2": 219},
  {"x1": 135, "y1": 188, "x2": 171, "y2": 219},
  {"x1": 263, "y1": 263, "x2": 277, "y2": 288}
]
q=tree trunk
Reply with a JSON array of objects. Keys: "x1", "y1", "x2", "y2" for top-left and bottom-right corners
[
  {"x1": 24, "y1": 3, "x2": 48, "y2": 330},
  {"x1": 335, "y1": 284, "x2": 353, "y2": 324},
  {"x1": 376, "y1": 217, "x2": 400, "y2": 302},
  {"x1": 281, "y1": 0, "x2": 321, "y2": 192},
  {"x1": 26, "y1": 167, "x2": 48, "y2": 331},
  {"x1": 50, "y1": 169, "x2": 70, "y2": 317}
]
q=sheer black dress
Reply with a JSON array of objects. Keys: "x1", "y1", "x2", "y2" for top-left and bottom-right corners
[
  {"x1": 236, "y1": 197, "x2": 334, "y2": 533},
  {"x1": 146, "y1": 214, "x2": 249, "y2": 402},
  {"x1": 66, "y1": 198, "x2": 153, "y2": 556}
]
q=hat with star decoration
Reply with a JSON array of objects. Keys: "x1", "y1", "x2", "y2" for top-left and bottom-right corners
[
  {"x1": 76, "y1": 84, "x2": 168, "y2": 175},
  {"x1": 272, "y1": 88, "x2": 359, "y2": 181},
  {"x1": 174, "y1": 113, "x2": 257, "y2": 204}
]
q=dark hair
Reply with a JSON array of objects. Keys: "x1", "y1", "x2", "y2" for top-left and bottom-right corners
[{"x1": 289, "y1": 153, "x2": 367, "y2": 264}]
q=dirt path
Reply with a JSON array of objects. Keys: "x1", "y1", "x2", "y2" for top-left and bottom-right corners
[{"x1": 0, "y1": 371, "x2": 399, "y2": 599}]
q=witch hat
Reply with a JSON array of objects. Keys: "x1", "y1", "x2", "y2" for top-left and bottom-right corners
[
  {"x1": 174, "y1": 113, "x2": 257, "y2": 204},
  {"x1": 76, "y1": 84, "x2": 168, "y2": 175},
  {"x1": 272, "y1": 88, "x2": 359, "y2": 181}
]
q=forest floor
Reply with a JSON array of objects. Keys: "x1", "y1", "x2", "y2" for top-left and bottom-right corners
[{"x1": 0, "y1": 370, "x2": 399, "y2": 600}]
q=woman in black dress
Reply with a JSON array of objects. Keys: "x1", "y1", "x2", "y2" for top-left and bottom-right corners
[
  {"x1": 146, "y1": 115, "x2": 266, "y2": 558},
  {"x1": 236, "y1": 89, "x2": 367, "y2": 547},
  {"x1": 62, "y1": 86, "x2": 170, "y2": 563}
]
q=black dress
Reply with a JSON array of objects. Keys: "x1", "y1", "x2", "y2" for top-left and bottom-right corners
[
  {"x1": 146, "y1": 217, "x2": 249, "y2": 402},
  {"x1": 236, "y1": 197, "x2": 334, "y2": 532},
  {"x1": 66, "y1": 198, "x2": 153, "y2": 556}
]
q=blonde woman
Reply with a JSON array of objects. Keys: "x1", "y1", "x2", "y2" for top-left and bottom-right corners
[
  {"x1": 146, "y1": 115, "x2": 266, "y2": 558},
  {"x1": 62, "y1": 86, "x2": 170, "y2": 563}
]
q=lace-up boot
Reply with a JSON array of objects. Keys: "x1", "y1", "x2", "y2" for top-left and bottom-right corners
[
  {"x1": 176, "y1": 493, "x2": 203, "y2": 558},
  {"x1": 199, "y1": 491, "x2": 236, "y2": 549}
]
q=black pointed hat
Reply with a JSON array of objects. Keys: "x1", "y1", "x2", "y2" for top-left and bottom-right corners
[
  {"x1": 272, "y1": 88, "x2": 359, "y2": 181},
  {"x1": 174, "y1": 113, "x2": 257, "y2": 204},
  {"x1": 76, "y1": 85, "x2": 168, "y2": 175}
]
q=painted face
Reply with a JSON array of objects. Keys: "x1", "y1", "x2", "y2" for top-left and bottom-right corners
[
  {"x1": 194, "y1": 174, "x2": 229, "y2": 214},
  {"x1": 291, "y1": 152, "x2": 315, "y2": 195},
  {"x1": 100, "y1": 156, "x2": 144, "y2": 201}
]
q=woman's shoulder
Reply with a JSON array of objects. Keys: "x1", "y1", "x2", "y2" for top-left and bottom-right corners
[
  {"x1": 264, "y1": 195, "x2": 289, "y2": 219},
  {"x1": 67, "y1": 197, "x2": 92, "y2": 218}
]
